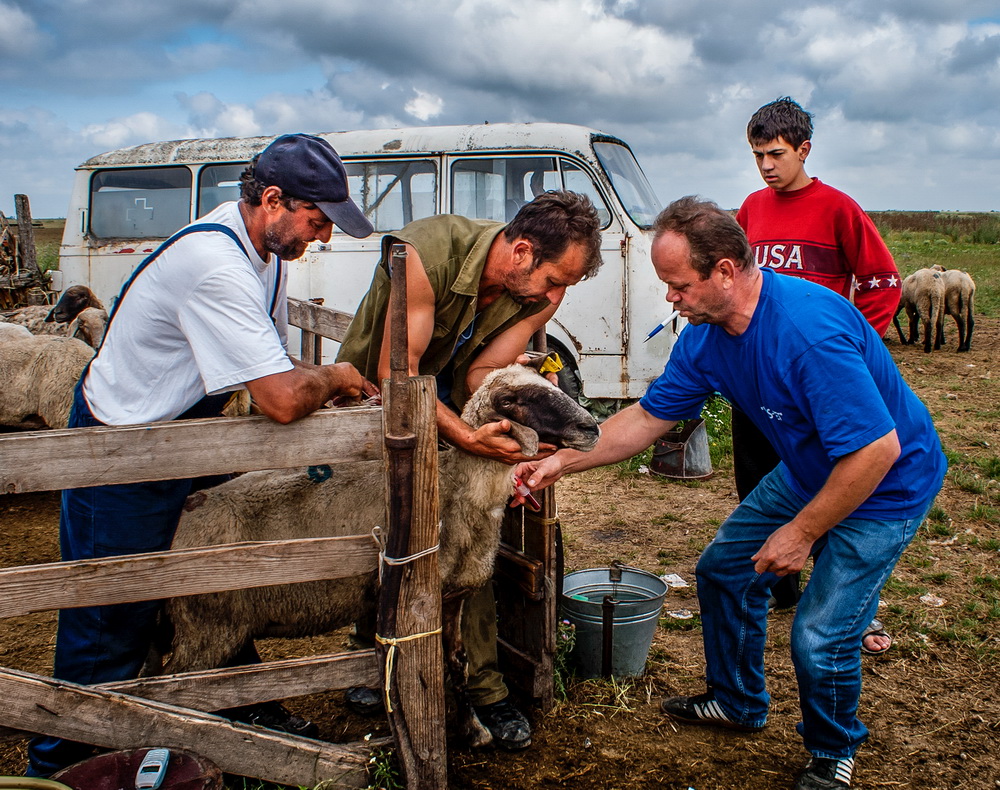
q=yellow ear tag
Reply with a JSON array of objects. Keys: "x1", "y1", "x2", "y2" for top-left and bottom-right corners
[{"x1": 539, "y1": 353, "x2": 564, "y2": 374}]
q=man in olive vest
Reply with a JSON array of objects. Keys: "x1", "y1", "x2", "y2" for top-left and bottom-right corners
[{"x1": 338, "y1": 190, "x2": 602, "y2": 750}]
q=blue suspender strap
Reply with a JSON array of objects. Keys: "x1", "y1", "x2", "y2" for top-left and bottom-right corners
[
  {"x1": 269, "y1": 257, "x2": 283, "y2": 318},
  {"x1": 103, "y1": 223, "x2": 251, "y2": 333}
]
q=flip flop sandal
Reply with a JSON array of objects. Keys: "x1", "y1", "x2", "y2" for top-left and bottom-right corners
[{"x1": 860, "y1": 618, "x2": 892, "y2": 655}]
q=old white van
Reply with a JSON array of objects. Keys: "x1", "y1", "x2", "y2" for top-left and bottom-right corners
[{"x1": 56, "y1": 123, "x2": 676, "y2": 400}]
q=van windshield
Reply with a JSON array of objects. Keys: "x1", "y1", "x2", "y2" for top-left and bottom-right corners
[{"x1": 593, "y1": 142, "x2": 661, "y2": 228}]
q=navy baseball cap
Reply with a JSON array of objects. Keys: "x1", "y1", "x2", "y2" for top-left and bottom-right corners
[{"x1": 256, "y1": 133, "x2": 374, "y2": 238}]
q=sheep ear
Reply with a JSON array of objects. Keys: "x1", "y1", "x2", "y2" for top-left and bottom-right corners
[
  {"x1": 506, "y1": 421, "x2": 540, "y2": 457},
  {"x1": 520, "y1": 353, "x2": 548, "y2": 374}
]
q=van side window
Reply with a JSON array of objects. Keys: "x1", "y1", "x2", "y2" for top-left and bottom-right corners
[
  {"x1": 90, "y1": 167, "x2": 191, "y2": 239},
  {"x1": 451, "y1": 157, "x2": 557, "y2": 222},
  {"x1": 343, "y1": 160, "x2": 436, "y2": 233},
  {"x1": 198, "y1": 164, "x2": 245, "y2": 217},
  {"x1": 560, "y1": 160, "x2": 612, "y2": 228}
]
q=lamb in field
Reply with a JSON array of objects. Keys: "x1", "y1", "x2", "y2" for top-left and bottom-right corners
[
  {"x1": 930, "y1": 266, "x2": 976, "y2": 352},
  {"x1": 0, "y1": 332, "x2": 94, "y2": 430},
  {"x1": 160, "y1": 362, "x2": 601, "y2": 746},
  {"x1": 892, "y1": 268, "x2": 944, "y2": 353}
]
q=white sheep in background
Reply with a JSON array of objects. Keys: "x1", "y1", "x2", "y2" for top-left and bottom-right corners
[
  {"x1": 160, "y1": 362, "x2": 601, "y2": 747},
  {"x1": 66, "y1": 306, "x2": 109, "y2": 349},
  {"x1": 932, "y1": 267, "x2": 976, "y2": 352},
  {"x1": 1, "y1": 285, "x2": 106, "y2": 348},
  {"x1": 892, "y1": 268, "x2": 944, "y2": 353},
  {"x1": 0, "y1": 333, "x2": 94, "y2": 430}
]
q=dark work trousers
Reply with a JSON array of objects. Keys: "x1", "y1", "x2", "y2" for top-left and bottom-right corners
[
  {"x1": 27, "y1": 381, "x2": 231, "y2": 777},
  {"x1": 730, "y1": 408, "x2": 801, "y2": 608}
]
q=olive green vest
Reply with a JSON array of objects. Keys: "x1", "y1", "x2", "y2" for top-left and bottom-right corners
[{"x1": 337, "y1": 215, "x2": 549, "y2": 410}]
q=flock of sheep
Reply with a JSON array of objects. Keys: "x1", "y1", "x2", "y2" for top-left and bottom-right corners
[
  {"x1": 893, "y1": 265, "x2": 976, "y2": 353},
  {"x1": 0, "y1": 286, "x2": 107, "y2": 430}
]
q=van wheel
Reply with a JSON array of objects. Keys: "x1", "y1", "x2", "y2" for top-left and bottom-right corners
[{"x1": 545, "y1": 337, "x2": 582, "y2": 402}]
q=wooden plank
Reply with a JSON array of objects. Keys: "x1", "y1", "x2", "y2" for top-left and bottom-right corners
[
  {"x1": 0, "y1": 536, "x2": 377, "y2": 618},
  {"x1": 495, "y1": 543, "x2": 545, "y2": 600},
  {"x1": 0, "y1": 407, "x2": 383, "y2": 494},
  {"x1": 0, "y1": 667, "x2": 373, "y2": 787},
  {"x1": 0, "y1": 652, "x2": 380, "y2": 742},
  {"x1": 102, "y1": 651, "x2": 380, "y2": 710},
  {"x1": 299, "y1": 328, "x2": 323, "y2": 365},
  {"x1": 287, "y1": 297, "x2": 353, "y2": 343}
]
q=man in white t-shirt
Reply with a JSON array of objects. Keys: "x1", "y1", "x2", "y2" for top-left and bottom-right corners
[{"x1": 28, "y1": 134, "x2": 378, "y2": 777}]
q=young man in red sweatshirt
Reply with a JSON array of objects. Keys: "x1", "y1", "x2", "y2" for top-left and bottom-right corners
[{"x1": 734, "y1": 97, "x2": 901, "y2": 655}]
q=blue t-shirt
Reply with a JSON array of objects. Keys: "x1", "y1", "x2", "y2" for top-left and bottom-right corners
[{"x1": 640, "y1": 269, "x2": 946, "y2": 520}]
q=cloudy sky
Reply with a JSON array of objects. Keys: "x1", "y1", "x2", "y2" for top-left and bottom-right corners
[{"x1": 2, "y1": 0, "x2": 999, "y2": 218}]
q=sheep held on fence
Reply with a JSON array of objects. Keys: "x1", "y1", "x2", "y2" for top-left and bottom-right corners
[
  {"x1": 892, "y1": 268, "x2": 945, "y2": 353},
  {"x1": 160, "y1": 362, "x2": 601, "y2": 747}
]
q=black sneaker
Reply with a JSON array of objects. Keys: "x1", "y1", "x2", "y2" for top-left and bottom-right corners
[
  {"x1": 794, "y1": 757, "x2": 855, "y2": 789},
  {"x1": 229, "y1": 701, "x2": 319, "y2": 739},
  {"x1": 345, "y1": 686, "x2": 385, "y2": 716},
  {"x1": 659, "y1": 691, "x2": 764, "y2": 732},
  {"x1": 473, "y1": 699, "x2": 532, "y2": 751}
]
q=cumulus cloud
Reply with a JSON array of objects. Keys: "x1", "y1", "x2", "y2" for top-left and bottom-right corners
[
  {"x1": 0, "y1": 1, "x2": 46, "y2": 59},
  {"x1": 2, "y1": 0, "x2": 1000, "y2": 215}
]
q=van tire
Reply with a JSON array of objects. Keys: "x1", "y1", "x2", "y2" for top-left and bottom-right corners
[{"x1": 545, "y1": 337, "x2": 582, "y2": 402}]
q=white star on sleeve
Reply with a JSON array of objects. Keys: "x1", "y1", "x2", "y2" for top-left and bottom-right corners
[
  {"x1": 867, "y1": 277, "x2": 881, "y2": 289},
  {"x1": 887, "y1": 275, "x2": 899, "y2": 287}
]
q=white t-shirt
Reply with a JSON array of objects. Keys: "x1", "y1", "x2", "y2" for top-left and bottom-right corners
[{"x1": 85, "y1": 202, "x2": 293, "y2": 425}]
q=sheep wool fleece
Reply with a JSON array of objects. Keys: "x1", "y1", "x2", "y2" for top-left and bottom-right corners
[{"x1": 736, "y1": 178, "x2": 900, "y2": 337}]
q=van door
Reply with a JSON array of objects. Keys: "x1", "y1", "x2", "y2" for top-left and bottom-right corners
[{"x1": 447, "y1": 154, "x2": 624, "y2": 379}]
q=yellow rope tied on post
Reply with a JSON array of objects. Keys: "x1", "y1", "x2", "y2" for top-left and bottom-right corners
[
  {"x1": 370, "y1": 526, "x2": 443, "y2": 712},
  {"x1": 374, "y1": 628, "x2": 443, "y2": 713}
]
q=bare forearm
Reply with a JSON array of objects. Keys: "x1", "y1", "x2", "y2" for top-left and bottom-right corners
[
  {"x1": 751, "y1": 429, "x2": 901, "y2": 575},
  {"x1": 788, "y1": 430, "x2": 901, "y2": 540},
  {"x1": 247, "y1": 361, "x2": 376, "y2": 424}
]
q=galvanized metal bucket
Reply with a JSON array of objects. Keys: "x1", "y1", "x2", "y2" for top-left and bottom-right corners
[
  {"x1": 650, "y1": 418, "x2": 713, "y2": 480},
  {"x1": 561, "y1": 563, "x2": 667, "y2": 678}
]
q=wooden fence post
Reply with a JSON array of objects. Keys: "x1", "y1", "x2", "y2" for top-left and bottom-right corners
[
  {"x1": 378, "y1": 244, "x2": 447, "y2": 788},
  {"x1": 14, "y1": 194, "x2": 42, "y2": 281}
]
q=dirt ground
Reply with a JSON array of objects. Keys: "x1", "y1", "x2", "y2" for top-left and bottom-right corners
[{"x1": 1, "y1": 321, "x2": 998, "y2": 789}]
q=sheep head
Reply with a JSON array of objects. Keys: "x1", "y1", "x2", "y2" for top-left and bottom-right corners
[
  {"x1": 461, "y1": 364, "x2": 600, "y2": 458},
  {"x1": 46, "y1": 285, "x2": 104, "y2": 324}
]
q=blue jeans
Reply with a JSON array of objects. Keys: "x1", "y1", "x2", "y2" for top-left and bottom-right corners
[
  {"x1": 695, "y1": 468, "x2": 937, "y2": 759},
  {"x1": 28, "y1": 381, "x2": 228, "y2": 776}
]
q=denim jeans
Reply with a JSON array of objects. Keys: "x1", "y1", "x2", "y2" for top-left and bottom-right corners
[
  {"x1": 695, "y1": 467, "x2": 937, "y2": 759},
  {"x1": 28, "y1": 380, "x2": 229, "y2": 776}
]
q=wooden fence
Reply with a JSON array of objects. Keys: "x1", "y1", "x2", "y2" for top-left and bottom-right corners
[
  {"x1": 0, "y1": 256, "x2": 447, "y2": 787},
  {"x1": 0, "y1": 277, "x2": 561, "y2": 788}
]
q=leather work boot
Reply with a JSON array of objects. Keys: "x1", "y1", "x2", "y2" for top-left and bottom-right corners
[{"x1": 473, "y1": 699, "x2": 532, "y2": 751}]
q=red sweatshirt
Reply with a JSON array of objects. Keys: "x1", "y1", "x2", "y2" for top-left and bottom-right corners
[{"x1": 736, "y1": 178, "x2": 900, "y2": 337}]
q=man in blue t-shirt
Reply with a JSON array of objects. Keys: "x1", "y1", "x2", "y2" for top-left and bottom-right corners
[{"x1": 516, "y1": 197, "x2": 946, "y2": 790}]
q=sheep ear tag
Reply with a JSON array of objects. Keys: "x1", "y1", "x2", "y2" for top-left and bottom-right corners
[{"x1": 506, "y1": 421, "x2": 540, "y2": 457}]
